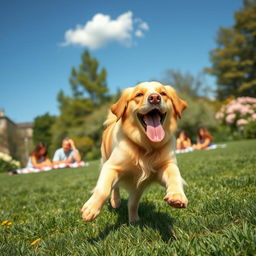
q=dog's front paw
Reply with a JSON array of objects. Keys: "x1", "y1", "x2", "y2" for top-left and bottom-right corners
[
  {"x1": 164, "y1": 193, "x2": 188, "y2": 208},
  {"x1": 81, "y1": 201, "x2": 100, "y2": 222}
]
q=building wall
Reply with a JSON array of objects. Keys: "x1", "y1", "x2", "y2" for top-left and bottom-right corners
[
  {"x1": 0, "y1": 117, "x2": 9, "y2": 154},
  {"x1": 17, "y1": 123, "x2": 34, "y2": 162},
  {"x1": 0, "y1": 111, "x2": 33, "y2": 160},
  {"x1": 0, "y1": 116, "x2": 17, "y2": 155}
]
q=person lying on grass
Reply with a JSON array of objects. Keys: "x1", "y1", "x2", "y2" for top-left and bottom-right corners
[
  {"x1": 192, "y1": 127, "x2": 214, "y2": 150},
  {"x1": 52, "y1": 138, "x2": 81, "y2": 165},
  {"x1": 26, "y1": 142, "x2": 52, "y2": 168}
]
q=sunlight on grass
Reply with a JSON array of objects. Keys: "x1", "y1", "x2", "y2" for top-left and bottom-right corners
[{"x1": 0, "y1": 141, "x2": 256, "y2": 255}]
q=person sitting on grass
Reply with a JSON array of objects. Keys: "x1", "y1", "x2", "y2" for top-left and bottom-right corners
[
  {"x1": 176, "y1": 130, "x2": 192, "y2": 150},
  {"x1": 52, "y1": 138, "x2": 81, "y2": 165},
  {"x1": 26, "y1": 142, "x2": 52, "y2": 168},
  {"x1": 193, "y1": 127, "x2": 214, "y2": 150}
]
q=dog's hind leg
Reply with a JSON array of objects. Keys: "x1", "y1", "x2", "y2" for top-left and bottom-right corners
[
  {"x1": 110, "y1": 187, "x2": 121, "y2": 208},
  {"x1": 128, "y1": 188, "x2": 145, "y2": 223}
]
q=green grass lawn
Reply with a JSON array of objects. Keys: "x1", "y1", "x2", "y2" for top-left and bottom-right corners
[{"x1": 1, "y1": 140, "x2": 256, "y2": 255}]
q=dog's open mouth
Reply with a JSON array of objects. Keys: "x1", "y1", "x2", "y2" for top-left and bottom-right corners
[{"x1": 137, "y1": 109, "x2": 166, "y2": 143}]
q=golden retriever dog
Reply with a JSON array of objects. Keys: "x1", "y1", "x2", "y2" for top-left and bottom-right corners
[{"x1": 81, "y1": 81, "x2": 188, "y2": 222}]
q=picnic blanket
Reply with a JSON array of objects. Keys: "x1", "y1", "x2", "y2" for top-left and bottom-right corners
[
  {"x1": 175, "y1": 144, "x2": 226, "y2": 154},
  {"x1": 10, "y1": 161, "x2": 88, "y2": 175}
]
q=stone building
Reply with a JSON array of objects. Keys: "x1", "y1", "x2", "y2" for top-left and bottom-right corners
[{"x1": 0, "y1": 109, "x2": 33, "y2": 160}]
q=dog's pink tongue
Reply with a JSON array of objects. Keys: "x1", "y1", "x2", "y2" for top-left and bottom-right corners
[{"x1": 144, "y1": 114, "x2": 165, "y2": 142}]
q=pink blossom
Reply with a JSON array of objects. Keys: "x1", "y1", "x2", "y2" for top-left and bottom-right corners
[
  {"x1": 252, "y1": 113, "x2": 256, "y2": 121},
  {"x1": 237, "y1": 97, "x2": 246, "y2": 104},
  {"x1": 237, "y1": 97, "x2": 256, "y2": 104},
  {"x1": 226, "y1": 103, "x2": 243, "y2": 114},
  {"x1": 245, "y1": 104, "x2": 254, "y2": 111},
  {"x1": 248, "y1": 109, "x2": 254, "y2": 115},
  {"x1": 216, "y1": 97, "x2": 256, "y2": 126},
  {"x1": 245, "y1": 97, "x2": 256, "y2": 104},
  {"x1": 240, "y1": 105, "x2": 253, "y2": 115},
  {"x1": 236, "y1": 119, "x2": 248, "y2": 126},
  {"x1": 225, "y1": 114, "x2": 236, "y2": 124},
  {"x1": 225, "y1": 102, "x2": 254, "y2": 116},
  {"x1": 215, "y1": 112, "x2": 224, "y2": 120}
]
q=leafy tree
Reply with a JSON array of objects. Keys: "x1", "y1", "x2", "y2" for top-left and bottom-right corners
[
  {"x1": 72, "y1": 136, "x2": 94, "y2": 158},
  {"x1": 33, "y1": 113, "x2": 56, "y2": 147},
  {"x1": 162, "y1": 70, "x2": 212, "y2": 99},
  {"x1": 161, "y1": 70, "x2": 218, "y2": 140},
  {"x1": 51, "y1": 90, "x2": 94, "y2": 154},
  {"x1": 178, "y1": 98, "x2": 218, "y2": 141},
  {"x1": 57, "y1": 92, "x2": 94, "y2": 126},
  {"x1": 206, "y1": 0, "x2": 256, "y2": 100},
  {"x1": 51, "y1": 50, "x2": 109, "y2": 159},
  {"x1": 69, "y1": 50, "x2": 109, "y2": 104}
]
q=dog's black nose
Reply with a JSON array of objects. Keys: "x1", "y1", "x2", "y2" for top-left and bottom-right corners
[{"x1": 148, "y1": 93, "x2": 161, "y2": 105}]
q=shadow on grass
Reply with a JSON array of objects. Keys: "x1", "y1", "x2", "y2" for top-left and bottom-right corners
[{"x1": 88, "y1": 199, "x2": 176, "y2": 243}]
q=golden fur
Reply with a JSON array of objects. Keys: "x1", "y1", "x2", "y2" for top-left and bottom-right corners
[{"x1": 81, "y1": 81, "x2": 188, "y2": 222}]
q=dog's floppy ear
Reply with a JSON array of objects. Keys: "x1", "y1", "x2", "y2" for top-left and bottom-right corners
[
  {"x1": 111, "y1": 87, "x2": 133, "y2": 120},
  {"x1": 165, "y1": 85, "x2": 188, "y2": 119}
]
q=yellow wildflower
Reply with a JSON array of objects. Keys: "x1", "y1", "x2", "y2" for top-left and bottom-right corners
[
  {"x1": 1, "y1": 220, "x2": 12, "y2": 226},
  {"x1": 31, "y1": 238, "x2": 41, "y2": 245}
]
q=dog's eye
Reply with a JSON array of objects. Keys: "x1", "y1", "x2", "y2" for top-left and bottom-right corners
[
  {"x1": 136, "y1": 93, "x2": 144, "y2": 97},
  {"x1": 160, "y1": 92, "x2": 167, "y2": 96}
]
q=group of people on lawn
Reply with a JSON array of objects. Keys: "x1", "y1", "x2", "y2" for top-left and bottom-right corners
[
  {"x1": 28, "y1": 127, "x2": 213, "y2": 170},
  {"x1": 176, "y1": 127, "x2": 214, "y2": 152},
  {"x1": 27, "y1": 138, "x2": 81, "y2": 169}
]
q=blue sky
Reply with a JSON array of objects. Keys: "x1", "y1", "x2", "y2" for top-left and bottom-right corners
[{"x1": 0, "y1": 0, "x2": 242, "y2": 123}]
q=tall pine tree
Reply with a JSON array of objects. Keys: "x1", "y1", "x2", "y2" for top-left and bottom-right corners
[
  {"x1": 33, "y1": 113, "x2": 56, "y2": 147},
  {"x1": 206, "y1": 0, "x2": 256, "y2": 100},
  {"x1": 51, "y1": 50, "x2": 109, "y2": 156},
  {"x1": 69, "y1": 50, "x2": 108, "y2": 104},
  {"x1": 56, "y1": 49, "x2": 109, "y2": 127}
]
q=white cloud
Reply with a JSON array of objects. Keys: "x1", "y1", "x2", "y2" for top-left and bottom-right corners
[
  {"x1": 133, "y1": 18, "x2": 149, "y2": 38},
  {"x1": 135, "y1": 30, "x2": 143, "y2": 37},
  {"x1": 139, "y1": 22, "x2": 149, "y2": 31},
  {"x1": 61, "y1": 11, "x2": 149, "y2": 49}
]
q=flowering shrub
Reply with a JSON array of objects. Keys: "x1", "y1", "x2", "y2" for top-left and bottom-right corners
[
  {"x1": 0, "y1": 152, "x2": 20, "y2": 173},
  {"x1": 215, "y1": 97, "x2": 256, "y2": 131}
]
